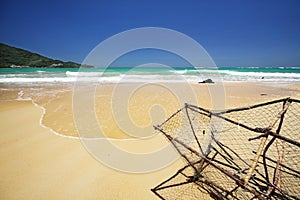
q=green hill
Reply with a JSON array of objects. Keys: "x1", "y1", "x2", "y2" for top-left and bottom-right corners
[{"x1": 0, "y1": 43, "x2": 81, "y2": 68}]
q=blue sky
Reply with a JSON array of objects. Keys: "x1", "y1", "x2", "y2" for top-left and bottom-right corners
[{"x1": 1, "y1": 0, "x2": 300, "y2": 67}]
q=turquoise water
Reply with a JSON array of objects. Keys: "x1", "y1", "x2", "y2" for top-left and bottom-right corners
[
  {"x1": 0, "y1": 66, "x2": 300, "y2": 83},
  {"x1": 1, "y1": 66, "x2": 299, "y2": 73}
]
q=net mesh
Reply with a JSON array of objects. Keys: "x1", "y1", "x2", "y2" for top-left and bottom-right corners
[{"x1": 152, "y1": 98, "x2": 300, "y2": 200}]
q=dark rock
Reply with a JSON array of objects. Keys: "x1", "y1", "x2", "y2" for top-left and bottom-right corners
[{"x1": 198, "y1": 79, "x2": 214, "y2": 84}]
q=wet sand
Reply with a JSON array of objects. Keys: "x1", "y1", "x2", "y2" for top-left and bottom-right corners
[{"x1": 0, "y1": 82, "x2": 299, "y2": 199}]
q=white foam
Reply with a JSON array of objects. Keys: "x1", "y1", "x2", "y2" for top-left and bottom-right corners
[
  {"x1": 220, "y1": 70, "x2": 300, "y2": 78},
  {"x1": 0, "y1": 77, "x2": 76, "y2": 83},
  {"x1": 66, "y1": 71, "x2": 103, "y2": 77},
  {"x1": 171, "y1": 69, "x2": 188, "y2": 74},
  {"x1": 1, "y1": 69, "x2": 299, "y2": 84}
]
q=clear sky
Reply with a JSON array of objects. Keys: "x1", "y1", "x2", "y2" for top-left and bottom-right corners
[{"x1": 1, "y1": 0, "x2": 300, "y2": 67}]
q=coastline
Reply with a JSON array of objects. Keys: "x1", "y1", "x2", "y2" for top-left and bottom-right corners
[{"x1": 1, "y1": 81, "x2": 299, "y2": 138}]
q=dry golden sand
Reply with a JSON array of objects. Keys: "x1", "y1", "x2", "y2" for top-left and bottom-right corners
[
  {"x1": 0, "y1": 100, "x2": 182, "y2": 199},
  {"x1": 0, "y1": 82, "x2": 299, "y2": 199}
]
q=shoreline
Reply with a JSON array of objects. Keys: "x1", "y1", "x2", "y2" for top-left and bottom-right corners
[{"x1": 1, "y1": 81, "x2": 299, "y2": 139}]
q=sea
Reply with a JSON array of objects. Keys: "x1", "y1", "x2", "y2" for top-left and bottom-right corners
[{"x1": 0, "y1": 66, "x2": 300, "y2": 84}]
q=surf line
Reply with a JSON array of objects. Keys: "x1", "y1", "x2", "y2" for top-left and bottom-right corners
[{"x1": 16, "y1": 90, "x2": 144, "y2": 141}]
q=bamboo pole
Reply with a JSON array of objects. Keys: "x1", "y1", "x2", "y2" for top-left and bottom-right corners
[{"x1": 244, "y1": 136, "x2": 268, "y2": 185}]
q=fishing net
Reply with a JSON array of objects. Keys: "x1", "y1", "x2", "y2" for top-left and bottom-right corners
[{"x1": 152, "y1": 98, "x2": 300, "y2": 200}]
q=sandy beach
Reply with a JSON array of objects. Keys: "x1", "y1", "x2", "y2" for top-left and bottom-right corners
[{"x1": 0, "y1": 82, "x2": 299, "y2": 199}]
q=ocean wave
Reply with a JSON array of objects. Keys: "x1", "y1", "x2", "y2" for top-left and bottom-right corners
[
  {"x1": 0, "y1": 77, "x2": 77, "y2": 83},
  {"x1": 222, "y1": 66, "x2": 300, "y2": 69},
  {"x1": 1, "y1": 74, "x2": 299, "y2": 83},
  {"x1": 66, "y1": 71, "x2": 103, "y2": 77},
  {"x1": 170, "y1": 69, "x2": 188, "y2": 74},
  {"x1": 220, "y1": 70, "x2": 300, "y2": 78},
  {"x1": 1, "y1": 67, "x2": 300, "y2": 84}
]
